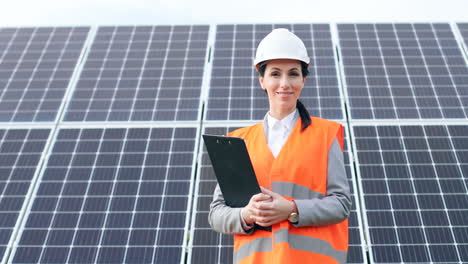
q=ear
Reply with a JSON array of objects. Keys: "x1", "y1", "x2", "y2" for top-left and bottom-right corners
[{"x1": 258, "y1": 76, "x2": 266, "y2": 90}]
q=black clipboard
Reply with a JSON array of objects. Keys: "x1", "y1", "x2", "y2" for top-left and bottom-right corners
[{"x1": 202, "y1": 134, "x2": 271, "y2": 232}]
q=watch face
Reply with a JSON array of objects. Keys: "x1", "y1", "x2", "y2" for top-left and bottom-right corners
[{"x1": 289, "y1": 212, "x2": 298, "y2": 223}]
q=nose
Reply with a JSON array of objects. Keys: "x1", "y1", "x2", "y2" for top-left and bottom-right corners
[{"x1": 279, "y1": 76, "x2": 291, "y2": 89}]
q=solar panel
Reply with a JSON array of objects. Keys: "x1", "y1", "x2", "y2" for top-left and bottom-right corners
[
  {"x1": 64, "y1": 25, "x2": 209, "y2": 122},
  {"x1": 457, "y1": 23, "x2": 468, "y2": 53},
  {"x1": 0, "y1": 128, "x2": 50, "y2": 263},
  {"x1": 0, "y1": 27, "x2": 89, "y2": 122},
  {"x1": 11, "y1": 127, "x2": 197, "y2": 264},
  {"x1": 189, "y1": 125, "x2": 365, "y2": 264},
  {"x1": 353, "y1": 125, "x2": 468, "y2": 263},
  {"x1": 206, "y1": 24, "x2": 343, "y2": 121},
  {"x1": 338, "y1": 23, "x2": 468, "y2": 119}
]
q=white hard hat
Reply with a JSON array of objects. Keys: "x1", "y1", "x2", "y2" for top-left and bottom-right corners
[{"x1": 253, "y1": 28, "x2": 310, "y2": 67}]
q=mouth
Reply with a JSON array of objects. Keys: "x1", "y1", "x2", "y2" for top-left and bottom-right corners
[{"x1": 276, "y1": 91, "x2": 294, "y2": 97}]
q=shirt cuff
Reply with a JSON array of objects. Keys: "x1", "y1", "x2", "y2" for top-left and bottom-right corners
[{"x1": 239, "y1": 209, "x2": 254, "y2": 232}]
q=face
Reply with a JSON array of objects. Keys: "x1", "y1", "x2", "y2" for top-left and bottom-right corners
[{"x1": 259, "y1": 59, "x2": 306, "y2": 115}]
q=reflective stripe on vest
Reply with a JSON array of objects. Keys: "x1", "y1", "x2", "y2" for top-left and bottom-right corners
[
  {"x1": 274, "y1": 229, "x2": 347, "y2": 264},
  {"x1": 233, "y1": 237, "x2": 272, "y2": 263},
  {"x1": 272, "y1": 181, "x2": 324, "y2": 199},
  {"x1": 233, "y1": 229, "x2": 347, "y2": 264}
]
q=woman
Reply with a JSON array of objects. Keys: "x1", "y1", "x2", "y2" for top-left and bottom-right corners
[{"x1": 208, "y1": 28, "x2": 351, "y2": 264}]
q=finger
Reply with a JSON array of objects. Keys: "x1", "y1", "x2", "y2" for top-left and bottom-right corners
[
  {"x1": 252, "y1": 193, "x2": 270, "y2": 202},
  {"x1": 260, "y1": 187, "x2": 276, "y2": 198},
  {"x1": 253, "y1": 208, "x2": 274, "y2": 217},
  {"x1": 255, "y1": 202, "x2": 274, "y2": 210}
]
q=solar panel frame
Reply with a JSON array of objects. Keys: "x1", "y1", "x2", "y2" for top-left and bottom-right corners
[
  {"x1": 8, "y1": 124, "x2": 201, "y2": 264},
  {"x1": 188, "y1": 122, "x2": 367, "y2": 264},
  {"x1": 350, "y1": 123, "x2": 468, "y2": 263}
]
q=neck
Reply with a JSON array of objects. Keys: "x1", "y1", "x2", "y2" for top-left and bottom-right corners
[{"x1": 269, "y1": 106, "x2": 296, "y2": 120}]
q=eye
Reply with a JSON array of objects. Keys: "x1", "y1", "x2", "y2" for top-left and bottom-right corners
[
  {"x1": 289, "y1": 71, "x2": 300, "y2": 77},
  {"x1": 270, "y1": 71, "x2": 280, "y2": 77}
]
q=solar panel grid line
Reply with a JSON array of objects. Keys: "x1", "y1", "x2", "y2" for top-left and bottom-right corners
[
  {"x1": 62, "y1": 128, "x2": 107, "y2": 263},
  {"x1": 427, "y1": 24, "x2": 468, "y2": 119},
  {"x1": 454, "y1": 23, "x2": 468, "y2": 64},
  {"x1": 0, "y1": 29, "x2": 21, "y2": 106},
  {"x1": 0, "y1": 28, "x2": 36, "y2": 121},
  {"x1": 172, "y1": 26, "x2": 192, "y2": 122},
  {"x1": 343, "y1": 24, "x2": 376, "y2": 120},
  {"x1": 394, "y1": 125, "x2": 443, "y2": 263},
  {"x1": 90, "y1": 128, "x2": 134, "y2": 263},
  {"x1": 150, "y1": 127, "x2": 186, "y2": 264},
  {"x1": 381, "y1": 23, "x2": 415, "y2": 118},
  {"x1": 38, "y1": 129, "x2": 87, "y2": 263},
  {"x1": 58, "y1": 121, "x2": 202, "y2": 129},
  {"x1": 330, "y1": 23, "x2": 348, "y2": 123},
  {"x1": 348, "y1": 119, "x2": 468, "y2": 126},
  {"x1": 332, "y1": 23, "x2": 356, "y2": 126},
  {"x1": 181, "y1": 122, "x2": 204, "y2": 264},
  {"x1": 64, "y1": 25, "x2": 209, "y2": 122},
  {"x1": 352, "y1": 124, "x2": 468, "y2": 263},
  {"x1": 150, "y1": 25, "x2": 194, "y2": 122},
  {"x1": 100, "y1": 27, "x2": 136, "y2": 122},
  {"x1": 341, "y1": 122, "x2": 370, "y2": 264},
  {"x1": 53, "y1": 27, "x2": 96, "y2": 126},
  {"x1": 198, "y1": 24, "x2": 216, "y2": 120},
  {"x1": 341, "y1": 123, "x2": 368, "y2": 263},
  {"x1": 350, "y1": 125, "x2": 415, "y2": 263},
  {"x1": 385, "y1": 24, "x2": 421, "y2": 119},
  {"x1": 26, "y1": 28, "x2": 71, "y2": 123},
  {"x1": 225, "y1": 25, "x2": 236, "y2": 121},
  {"x1": 408, "y1": 125, "x2": 466, "y2": 262},
  {"x1": 338, "y1": 23, "x2": 468, "y2": 120},
  {"x1": 0, "y1": 128, "x2": 53, "y2": 264},
  {"x1": 0, "y1": 129, "x2": 33, "y2": 264},
  {"x1": 0, "y1": 27, "x2": 90, "y2": 122},
  {"x1": 101, "y1": 27, "x2": 133, "y2": 122},
  {"x1": 64, "y1": 27, "x2": 115, "y2": 122}
]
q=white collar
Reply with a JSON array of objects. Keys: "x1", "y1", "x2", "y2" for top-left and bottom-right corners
[{"x1": 266, "y1": 109, "x2": 298, "y2": 131}]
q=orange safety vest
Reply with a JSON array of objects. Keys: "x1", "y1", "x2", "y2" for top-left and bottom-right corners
[{"x1": 228, "y1": 116, "x2": 348, "y2": 264}]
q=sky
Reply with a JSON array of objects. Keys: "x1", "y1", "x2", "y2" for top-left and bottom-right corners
[{"x1": 0, "y1": 0, "x2": 467, "y2": 26}]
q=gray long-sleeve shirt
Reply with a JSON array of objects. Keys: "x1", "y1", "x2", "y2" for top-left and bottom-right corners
[{"x1": 208, "y1": 137, "x2": 352, "y2": 234}]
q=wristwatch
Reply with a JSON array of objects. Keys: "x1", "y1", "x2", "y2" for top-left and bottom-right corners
[{"x1": 288, "y1": 212, "x2": 299, "y2": 223}]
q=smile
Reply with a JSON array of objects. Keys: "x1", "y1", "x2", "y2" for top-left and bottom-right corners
[{"x1": 276, "y1": 91, "x2": 294, "y2": 97}]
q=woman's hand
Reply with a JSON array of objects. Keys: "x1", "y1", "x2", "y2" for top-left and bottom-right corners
[
  {"x1": 242, "y1": 187, "x2": 296, "y2": 227},
  {"x1": 241, "y1": 192, "x2": 272, "y2": 225}
]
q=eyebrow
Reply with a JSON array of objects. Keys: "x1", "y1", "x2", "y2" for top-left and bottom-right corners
[{"x1": 270, "y1": 67, "x2": 300, "y2": 71}]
